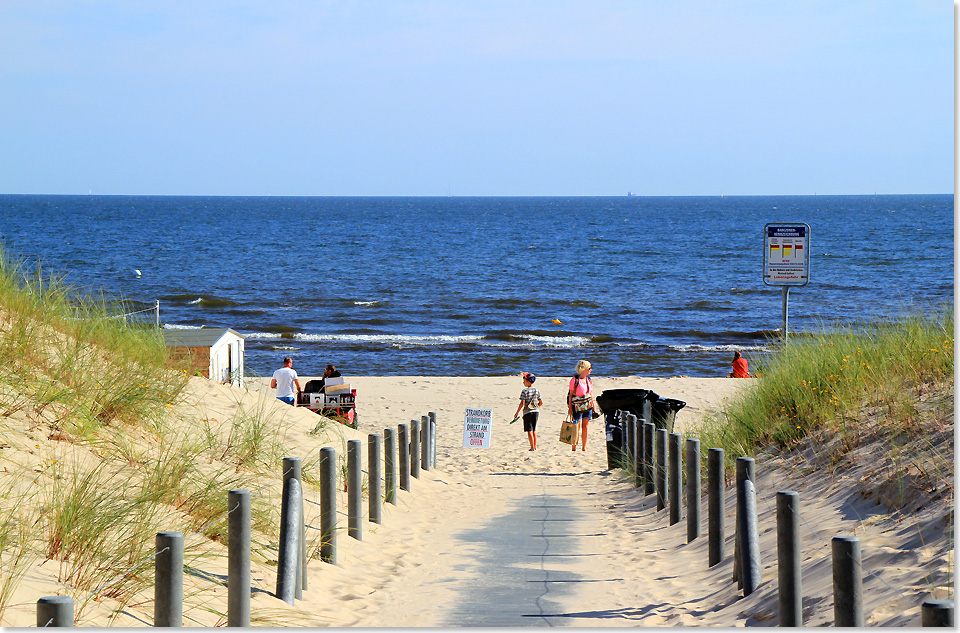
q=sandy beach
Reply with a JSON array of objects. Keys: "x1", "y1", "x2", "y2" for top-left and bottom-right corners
[
  {"x1": 231, "y1": 374, "x2": 947, "y2": 627},
  {"x1": 2, "y1": 373, "x2": 950, "y2": 627}
]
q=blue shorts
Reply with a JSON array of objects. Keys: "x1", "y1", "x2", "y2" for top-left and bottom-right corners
[
  {"x1": 277, "y1": 396, "x2": 295, "y2": 405},
  {"x1": 571, "y1": 409, "x2": 591, "y2": 422}
]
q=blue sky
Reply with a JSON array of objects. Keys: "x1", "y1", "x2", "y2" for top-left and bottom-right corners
[{"x1": 0, "y1": 1, "x2": 952, "y2": 196}]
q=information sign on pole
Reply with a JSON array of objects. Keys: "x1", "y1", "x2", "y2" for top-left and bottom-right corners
[
  {"x1": 763, "y1": 224, "x2": 811, "y2": 286},
  {"x1": 462, "y1": 408, "x2": 492, "y2": 448},
  {"x1": 763, "y1": 223, "x2": 811, "y2": 342}
]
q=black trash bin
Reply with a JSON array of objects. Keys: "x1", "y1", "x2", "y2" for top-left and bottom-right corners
[
  {"x1": 596, "y1": 389, "x2": 660, "y2": 470},
  {"x1": 651, "y1": 398, "x2": 687, "y2": 434},
  {"x1": 602, "y1": 409, "x2": 626, "y2": 470}
]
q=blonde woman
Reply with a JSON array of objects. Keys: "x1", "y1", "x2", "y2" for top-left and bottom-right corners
[{"x1": 567, "y1": 359, "x2": 594, "y2": 452}]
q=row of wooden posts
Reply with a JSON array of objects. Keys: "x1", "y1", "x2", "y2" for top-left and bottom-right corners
[
  {"x1": 35, "y1": 413, "x2": 439, "y2": 627},
  {"x1": 613, "y1": 410, "x2": 954, "y2": 628}
]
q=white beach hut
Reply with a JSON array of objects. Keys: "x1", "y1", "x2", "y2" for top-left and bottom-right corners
[{"x1": 162, "y1": 328, "x2": 245, "y2": 387}]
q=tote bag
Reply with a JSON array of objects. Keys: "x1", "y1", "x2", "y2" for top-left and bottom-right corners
[{"x1": 559, "y1": 418, "x2": 579, "y2": 445}]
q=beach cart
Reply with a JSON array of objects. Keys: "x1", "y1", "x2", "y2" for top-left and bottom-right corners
[{"x1": 298, "y1": 377, "x2": 358, "y2": 429}]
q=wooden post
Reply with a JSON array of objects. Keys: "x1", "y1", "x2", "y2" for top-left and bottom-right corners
[
  {"x1": 319, "y1": 447, "x2": 337, "y2": 564},
  {"x1": 368, "y1": 434, "x2": 382, "y2": 524},
  {"x1": 686, "y1": 439, "x2": 701, "y2": 543},
  {"x1": 777, "y1": 491, "x2": 802, "y2": 626},
  {"x1": 227, "y1": 489, "x2": 251, "y2": 627},
  {"x1": 708, "y1": 448, "x2": 725, "y2": 567},
  {"x1": 155, "y1": 531, "x2": 184, "y2": 626}
]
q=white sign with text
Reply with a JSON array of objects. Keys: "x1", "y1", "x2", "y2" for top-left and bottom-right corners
[{"x1": 462, "y1": 408, "x2": 492, "y2": 448}]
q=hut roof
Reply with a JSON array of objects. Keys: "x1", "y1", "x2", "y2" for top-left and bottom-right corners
[{"x1": 162, "y1": 327, "x2": 245, "y2": 348}]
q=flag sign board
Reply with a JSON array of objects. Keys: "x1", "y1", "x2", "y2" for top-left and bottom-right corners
[
  {"x1": 463, "y1": 408, "x2": 492, "y2": 448},
  {"x1": 763, "y1": 223, "x2": 810, "y2": 286}
]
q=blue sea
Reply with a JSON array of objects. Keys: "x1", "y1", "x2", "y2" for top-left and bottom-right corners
[{"x1": 0, "y1": 195, "x2": 952, "y2": 377}]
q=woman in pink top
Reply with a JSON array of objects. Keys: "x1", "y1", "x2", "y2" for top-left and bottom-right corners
[{"x1": 567, "y1": 359, "x2": 594, "y2": 452}]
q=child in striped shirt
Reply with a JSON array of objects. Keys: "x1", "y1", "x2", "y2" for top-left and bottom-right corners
[{"x1": 513, "y1": 372, "x2": 543, "y2": 451}]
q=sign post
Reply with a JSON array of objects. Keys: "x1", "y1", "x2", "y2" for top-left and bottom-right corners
[
  {"x1": 462, "y1": 408, "x2": 492, "y2": 448},
  {"x1": 763, "y1": 224, "x2": 811, "y2": 342}
]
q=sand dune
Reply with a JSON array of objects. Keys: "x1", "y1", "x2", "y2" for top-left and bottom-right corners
[{"x1": 4, "y1": 374, "x2": 949, "y2": 626}]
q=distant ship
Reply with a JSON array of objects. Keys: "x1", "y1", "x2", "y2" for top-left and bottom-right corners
[{"x1": 627, "y1": 191, "x2": 637, "y2": 197}]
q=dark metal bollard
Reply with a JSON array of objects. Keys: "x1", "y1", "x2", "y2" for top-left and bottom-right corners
[
  {"x1": 635, "y1": 416, "x2": 644, "y2": 488},
  {"x1": 734, "y1": 456, "x2": 756, "y2": 587},
  {"x1": 398, "y1": 423, "x2": 410, "y2": 491},
  {"x1": 282, "y1": 456, "x2": 304, "y2": 598},
  {"x1": 421, "y1": 415, "x2": 431, "y2": 471},
  {"x1": 429, "y1": 411, "x2": 438, "y2": 467},
  {"x1": 669, "y1": 433, "x2": 682, "y2": 525},
  {"x1": 384, "y1": 428, "x2": 397, "y2": 504},
  {"x1": 708, "y1": 448, "x2": 725, "y2": 566},
  {"x1": 777, "y1": 491, "x2": 802, "y2": 627},
  {"x1": 410, "y1": 418, "x2": 420, "y2": 479},
  {"x1": 37, "y1": 596, "x2": 73, "y2": 627},
  {"x1": 643, "y1": 422, "x2": 655, "y2": 495},
  {"x1": 276, "y1": 477, "x2": 301, "y2": 605},
  {"x1": 921, "y1": 600, "x2": 954, "y2": 627},
  {"x1": 155, "y1": 531, "x2": 184, "y2": 626},
  {"x1": 686, "y1": 438, "x2": 701, "y2": 543},
  {"x1": 737, "y1": 479, "x2": 761, "y2": 596},
  {"x1": 832, "y1": 535, "x2": 863, "y2": 626},
  {"x1": 656, "y1": 429, "x2": 667, "y2": 511},
  {"x1": 227, "y1": 489, "x2": 251, "y2": 627},
  {"x1": 319, "y1": 447, "x2": 337, "y2": 565},
  {"x1": 347, "y1": 439, "x2": 362, "y2": 540},
  {"x1": 368, "y1": 434, "x2": 382, "y2": 524}
]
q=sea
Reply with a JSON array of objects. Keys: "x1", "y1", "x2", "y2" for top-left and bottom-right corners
[{"x1": 0, "y1": 194, "x2": 953, "y2": 378}]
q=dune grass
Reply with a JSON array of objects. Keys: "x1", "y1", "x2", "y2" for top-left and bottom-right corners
[
  {"x1": 0, "y1": 249, "x2": 319, "y2": 624},
  {"x1": 0, "y1": 249, "x2": 188, "y2": 440},
  {"x1": 695, "y1": 310, "x2": 954, "y2": 468},
  {"x1": 0, "y1": 484, "x2": 32, "y2": 623}
]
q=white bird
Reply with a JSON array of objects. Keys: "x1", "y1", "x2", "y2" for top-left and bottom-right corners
[{"x1": 133, "y1": 269, "x2": 142, "y2": 278}]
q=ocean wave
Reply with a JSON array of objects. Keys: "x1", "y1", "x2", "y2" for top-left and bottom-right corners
[
  {"x1": 165, "y1": 294, "x2": 240, "y2": 308},
  {"x1": 163, "y1": 323, "x2": 205, "y2": 330},
  {"x1": 667, "y1": 343, "x2": 769, "y2": 353},
  {"x1": 353, "y1": 300, "x2": 381, "y2": 306},
  {"x1": 242, "y1": 331, "x2": 596, "y2": 348},
  {"x1": 660, "y1": 329, "x2": 780, "y2": 341},
  {"x1": 294, "y1": 333, "x2": 483, "y2": 344},
  {"x1": 666, "y1": 300, "x2": 733, "y2": 312},
  {"x1": 516, "y1": 334, "x2": 589, "y2": 346}
]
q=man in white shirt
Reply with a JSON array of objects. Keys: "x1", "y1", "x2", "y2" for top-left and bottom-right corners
[{"x1": 271, "y1": 357, "x2": 302, "y2": 405}]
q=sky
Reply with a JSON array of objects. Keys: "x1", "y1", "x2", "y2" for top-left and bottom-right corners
[{"x1": 0, "y1": 1, "x2": 953, "y2": 196}]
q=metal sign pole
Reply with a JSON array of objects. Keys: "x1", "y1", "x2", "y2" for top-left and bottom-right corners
[
  {"x1": 781, "y1": 287, "x2": 789, "y2": 342},
  {"x1": 764, "y1": 223, "x2": 809, "y2": 343}
]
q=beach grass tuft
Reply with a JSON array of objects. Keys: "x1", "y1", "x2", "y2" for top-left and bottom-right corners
[{"x1": 696, "y1": 310, "x2": 954, "y2": 474}]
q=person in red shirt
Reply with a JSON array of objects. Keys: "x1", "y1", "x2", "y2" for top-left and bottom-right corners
[{"x1": 728, "y1": 351, "x2": 751, "y2": 378}]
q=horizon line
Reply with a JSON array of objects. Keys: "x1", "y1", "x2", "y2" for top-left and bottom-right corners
[{"x1": 0, "y1": 191, "x2": 952, "y2": 198}]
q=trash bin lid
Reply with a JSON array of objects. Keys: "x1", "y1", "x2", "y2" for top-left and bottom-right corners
[
  {"x1": 596, "y1": 389, "x2": 661, "y2": 405},
  {"x1": 655, "y1": 397, "x2": 687, "y2": 411}
]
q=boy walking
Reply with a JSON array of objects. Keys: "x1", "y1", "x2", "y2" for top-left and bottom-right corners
[{"x1": 513, "y1": 372, "x2": 543, "y2": 451}]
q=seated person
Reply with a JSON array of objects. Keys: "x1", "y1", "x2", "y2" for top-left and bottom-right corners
[
  {"x1": 318, "y1": 364, "x2": 342, "y2": 392},
  {"x1": 303, "y1": 365, "x2": 343, "y2": 394},
  {"x1": 728, "y1": 351, "x2": 751, "y2": 378}
]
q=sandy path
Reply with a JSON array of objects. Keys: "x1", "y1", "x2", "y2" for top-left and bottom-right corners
[
  {"x1": 245, "y1": 375, "x2": 753, "y2": 626},
  {"x1": 239, "y1": 374, "x2": 945, "y2": 627}
]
